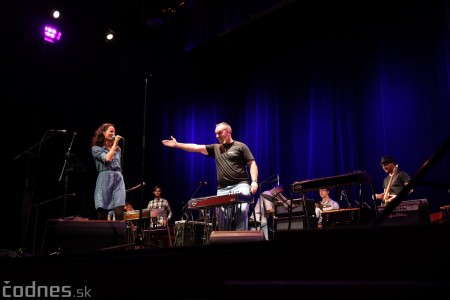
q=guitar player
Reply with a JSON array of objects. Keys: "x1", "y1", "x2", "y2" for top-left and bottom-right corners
[{"x1": 375, "y1": 155, "x2": 413, "y2": 206}]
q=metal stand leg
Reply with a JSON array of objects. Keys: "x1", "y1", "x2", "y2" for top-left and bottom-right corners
[{"x1": 301, "y1": 193, "x2": 311, "y2": 229}]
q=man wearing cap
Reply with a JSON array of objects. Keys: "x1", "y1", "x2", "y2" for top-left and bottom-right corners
[{"x1": 375, "y1": 155, "x2": 413, "y2": 206}]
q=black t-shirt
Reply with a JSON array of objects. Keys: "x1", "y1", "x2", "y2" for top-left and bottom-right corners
[{"x1": 206, "y1": 141, "x2": 255, "y2": 189}]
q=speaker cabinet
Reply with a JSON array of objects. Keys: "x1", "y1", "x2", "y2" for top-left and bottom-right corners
[
  {"x1": 41, "y1": 219, "x2": 128, "y2": 255},
  {"x1": 377, "y1": 199, "x2": 430, "y2": 225},
  {"x1": 209, "y1": 230, "x2": 264, "y2": 244},
  {"x1": 174, "y1": 220, "x2": 212, "y2": 247}
]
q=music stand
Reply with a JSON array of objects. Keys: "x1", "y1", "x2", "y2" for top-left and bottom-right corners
[{"x1": 269, "y1": 191, "x2": 301, "y2": 233}]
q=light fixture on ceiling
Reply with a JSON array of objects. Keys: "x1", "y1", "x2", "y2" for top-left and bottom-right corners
[
  {"x1": 105, "y1": 29, "x2": 115, "y2": 41},
  {"x1": 43, "y1": 25, "x2": 62, "y2": 43},
  {"x1": 51, "y1": 9, "x2": 61, "y2": 19}
]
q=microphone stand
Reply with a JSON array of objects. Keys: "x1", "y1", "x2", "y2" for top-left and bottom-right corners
[
  {"x1": 135, "y1": 74, "x2": 151, "y2": 248},
  {"x1": 13, "y1": 132, "x2": 58, "y2": 161},
  {"x1": 341, "y1": 190, "x2": 352, "y2": 208},
  {"x1": 129, "y1": 73, "x2": 152, "y2": 249},
  {"x1": 101, "y1": 74, "x2": 158, "y2": 251},
  {"x1": 13, "y1": 130, "x2": 60, "y2": 254},
  {"x1": 58, "y1": 131, "x2": 77, "y2": 219},
  {"x1": 126, "y1": 182, "x2": 146, "y2": 193}
]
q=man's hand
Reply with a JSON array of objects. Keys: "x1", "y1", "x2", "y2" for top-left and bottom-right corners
[
  {"x1": 162, "y1": 135, "x2": 177, "y2": 147},
  {"x1": 250, "y1": 181, "x2": 258, "y2": 194}
]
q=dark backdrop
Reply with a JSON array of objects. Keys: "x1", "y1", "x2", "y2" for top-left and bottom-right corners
[{"x1": 4, "y1": 0, "x2": 450, "y2": 251}]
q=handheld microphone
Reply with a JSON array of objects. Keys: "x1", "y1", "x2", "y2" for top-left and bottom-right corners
[
  {"x1": 49, "y1": 129, "x2": 66, "y2": 133},
  {"x1": 277, "y1": 173, "x2": 279, "y2": 185}
]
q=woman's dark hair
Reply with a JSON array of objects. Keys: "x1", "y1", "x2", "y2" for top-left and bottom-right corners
[{"x1": 91, "y1": 123, "x2": 115, "y2": 147}]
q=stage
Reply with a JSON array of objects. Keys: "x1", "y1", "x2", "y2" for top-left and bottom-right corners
[{"x1": 1, "y1": 222, "x2": 449, "y2": 299}]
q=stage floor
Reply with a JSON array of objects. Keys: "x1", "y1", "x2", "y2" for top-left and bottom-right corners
[{"x1": 1, "y1": 222, "x2": 449, "y2": 299}]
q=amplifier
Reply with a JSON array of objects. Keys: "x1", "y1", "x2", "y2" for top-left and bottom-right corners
[
  {"x1": 174, "y1": 220, "x2": 212, "y2": 247},
  {"x1": 377, "y1": 199, "x2": 430, "y2": 225}
]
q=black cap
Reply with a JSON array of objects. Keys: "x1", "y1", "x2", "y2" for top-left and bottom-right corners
[{"x1": 380, "y1": 155, "x2": 395, "y2": 165}]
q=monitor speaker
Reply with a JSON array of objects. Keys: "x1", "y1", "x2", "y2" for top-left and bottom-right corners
[
  {"x1": 209, "y1": 230, "x2": 264, "y2": 244},
  {"x1": 41, "y1": 219, "x2": 128, "y2": 255}
]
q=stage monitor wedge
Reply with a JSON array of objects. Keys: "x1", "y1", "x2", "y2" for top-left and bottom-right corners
[
  {"x1": 41, "y1": 219, "x2": 128, "y2": 255},
  {"x1": 209, "y1": 230, "x2": 264, "y2": 244}
]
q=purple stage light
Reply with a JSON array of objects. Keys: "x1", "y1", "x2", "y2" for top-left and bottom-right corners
[{"x1": 44, "y1": 25, "x2": 62, "y2": 43}]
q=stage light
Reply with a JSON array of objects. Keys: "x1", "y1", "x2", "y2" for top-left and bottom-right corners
[
  {"x1": 44, "y1": 25, "x2": 62, "y2": 43},
  {"x1": 51, "y1": 10, "x2": 60, "y2": 19},
  {"x1": 105, "y1": 29, "x2": 115, "y2": 41}
]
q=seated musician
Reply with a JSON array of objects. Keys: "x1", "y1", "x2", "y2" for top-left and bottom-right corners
[
  {"x1": 250, "y1": 184, "x2": 288, "y2": 240},
  {"x1": 315, "y1": 188, "x2": 340, "y2": 229},
  {"x1": 147, "y1": 186, "x2": 173, "y2": 228}
]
